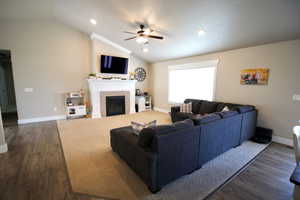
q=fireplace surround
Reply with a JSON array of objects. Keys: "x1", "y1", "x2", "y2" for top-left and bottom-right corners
[{"x1": 87, "y1": 79, "x2": 136, "y2": 118}]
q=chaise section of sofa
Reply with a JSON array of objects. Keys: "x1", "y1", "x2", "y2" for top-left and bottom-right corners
[{"x1": 110, "y1": 119, "x2": 200, "y2": 193}]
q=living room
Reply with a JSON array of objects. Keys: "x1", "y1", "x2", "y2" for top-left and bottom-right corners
[{"x1": 0, "y1": 0, "x2": 300, "y2": 200}]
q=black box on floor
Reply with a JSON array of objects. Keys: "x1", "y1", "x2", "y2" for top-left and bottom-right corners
[{"x1": 252, "y1": 127, "x2": 273, "y2": 144}]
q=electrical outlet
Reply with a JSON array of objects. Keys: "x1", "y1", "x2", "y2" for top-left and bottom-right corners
[
  {"x1": 24, "y1": 88, "x2": 34, "y2": 93},
  {"x1": 54, "y1": 107, "x2": 57, "y2": 112},
  {"x1": 293, "y1": 94, "x2": 300, "y2": 101}
]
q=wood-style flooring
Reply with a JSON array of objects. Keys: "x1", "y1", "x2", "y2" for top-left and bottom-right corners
[{"x1": 0, "y1": 121, "x2": 296, "y2": 200}]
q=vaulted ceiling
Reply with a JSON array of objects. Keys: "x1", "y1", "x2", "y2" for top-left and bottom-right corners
[{"x1": 1, "y1": 0, "x2": 300, "y2": 63}]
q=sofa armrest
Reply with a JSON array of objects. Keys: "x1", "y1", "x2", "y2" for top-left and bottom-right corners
[
  {"x1": 152, "y1": 126, "x2": 200, "y2": 189},
  {"x1": 134, "y1": 146, "x2": 158, "y2": 192},
  {"x1": 110, "y1": 127, "x2": 159, "y2": 192},
  {"x1": 110, "y1": 126, "x2": 132, "y2": 152}
]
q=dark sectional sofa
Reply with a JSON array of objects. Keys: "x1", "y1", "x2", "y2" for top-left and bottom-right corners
[{"x1": 110, "y1": 99, "x2": 257, "y2": 193}]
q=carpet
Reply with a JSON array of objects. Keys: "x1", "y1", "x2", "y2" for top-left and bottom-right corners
[
  {"x1": 57, "y1": 111, "x2": 268, "y2": 200},
  {"x1": 57, "y1": 111, "x2": 171, "y2": 200}
]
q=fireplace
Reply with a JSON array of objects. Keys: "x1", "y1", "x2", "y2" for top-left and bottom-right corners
[
  {"x1": 106, "y1": 96, "x2": 125, "y2": 116},
  {"x1": 87, "y1": 79, "x2": 136, "y2": 118}
]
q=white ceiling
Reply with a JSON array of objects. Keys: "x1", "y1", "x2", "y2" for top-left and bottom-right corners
[{"x1": 1, "y1": 0, "x2": 300, "y2": 63}]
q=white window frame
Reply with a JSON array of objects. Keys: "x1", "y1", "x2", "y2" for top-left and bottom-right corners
[{"x1": 168, "y1": 59, "x2": 219, "y2": 104}]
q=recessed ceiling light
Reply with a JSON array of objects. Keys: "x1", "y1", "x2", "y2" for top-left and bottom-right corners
[
  {"x1": 142, "y1": 47, "x2": 149, "y2": 53},
  {"x1": 198, "y1": 29, "x2": 206, "y2": 36},
  {"x1": 90, "y1": 19, "x2": 97, "y2": 25}
]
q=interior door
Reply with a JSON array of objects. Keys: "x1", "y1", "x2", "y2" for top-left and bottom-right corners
[{"x1": 0, "y1": 65, "x2": 8, "y2": 113}]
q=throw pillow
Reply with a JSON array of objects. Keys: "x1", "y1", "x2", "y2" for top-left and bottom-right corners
[
  {"x1": 131, "y1": 120, "x2": 157, "y2": 136},
  {"x1": 180, "y1": 102, "x2": 192, "y2": 113},
  {"x1": 198, "y1": 101, "x2": 218, "y2": 114},
  {"x1": 222, "y1": 106, "x2": 230, "y2": 112}
]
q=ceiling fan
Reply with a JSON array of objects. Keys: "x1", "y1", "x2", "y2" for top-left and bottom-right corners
[{"x1": 124, "y1": 24, "x2": 164, "y2": 44}]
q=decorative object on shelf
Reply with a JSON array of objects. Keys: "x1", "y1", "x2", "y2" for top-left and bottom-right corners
[
  {"x1": 134, "y1": 67, "x2": 146, "y2": 82},
  {"x1": 240, "y1": 68, "x2": 269, "y2": 85},
  {"x1": 129, "y1": 71, "x2": 136, "y2": 80},
  {"x1": 89, "y1": 73, "x2": 97, "y2": 79},
  {"x1": 136, "y1": 89, "x2": 142, "y2": 96},
  {"x1": 135, "y1": 94, "x2": 152, "y2": 112}
]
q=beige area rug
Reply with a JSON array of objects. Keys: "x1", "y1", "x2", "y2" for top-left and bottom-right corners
[{"x1": 57, "y1": 111, "x2": 171, "y2": 200}]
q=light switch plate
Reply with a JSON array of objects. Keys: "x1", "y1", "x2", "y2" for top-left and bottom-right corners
[
  {"x1": 24, "y1": 88, "x2": 34, "y2": 93},
  {"x1": 293, "y1": 94, "x2": 300, "y2": 101}
]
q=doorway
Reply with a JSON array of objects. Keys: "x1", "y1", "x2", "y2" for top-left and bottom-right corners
[{"x1": 0, "y1": 50, "x2": 18, "y2": 127}]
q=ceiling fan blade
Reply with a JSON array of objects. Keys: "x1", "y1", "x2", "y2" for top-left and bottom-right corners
[
  {"x1": 124, "y1": 36, "x2": 137, "y2": 41},
  {"x1": 124, "y1": 31, "x2": 136, "y2": 35},
  {"x1": 148, "y1": 35, "x2": 164, "y2": 40}
]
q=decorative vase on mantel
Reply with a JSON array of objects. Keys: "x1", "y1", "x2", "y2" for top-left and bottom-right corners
[
  {"x1": 129, "y1": 72, "x2": 136, "y2": 80},
  {"x1": 88, "y1": 73, "x2": 97, "y2": 79}
]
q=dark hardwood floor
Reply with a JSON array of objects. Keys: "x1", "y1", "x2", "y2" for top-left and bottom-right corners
[
  {"x1": 0, "y1": 122, "x2": 102, "y2": 200},
  {"x1": 0, "y1": 121, "x2": 295, "y2": 200},
  {"x1": 208, "y1": 143, "x2": 295, "y2": 200}
]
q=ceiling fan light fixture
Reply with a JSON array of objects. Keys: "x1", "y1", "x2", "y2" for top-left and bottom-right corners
[
  {"x1": 144, "y1": 28, "x2": 151, "y2": 35},
  {"x1": 136, "y1": 36, "x2": 148, "y2": 44}
]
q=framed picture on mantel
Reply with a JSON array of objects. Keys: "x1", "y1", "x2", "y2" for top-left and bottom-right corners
[{"x1": 240, "y1": 68, "x2": 269, "y2": 85}]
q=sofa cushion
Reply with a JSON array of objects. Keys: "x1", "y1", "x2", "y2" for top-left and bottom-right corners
[
  {"x1": 235, "y1": 105, "x2": 255, "y2": 113},
  {"x1": 184, "y1": 99, "x2": 202, "y2": 114},
  {"x1": 173, "y1": 118, "x2": 194, "y2": 129},
  {"x1": 119, "y1": 131, "x2": 139, "y2": 145},
  {"x1": 218, "y1": 111, "x2": 239, "y2": 118},
  {"x1": 138, "y1": 128, "x2": 156, "y2": 148},
  {"x1": 154, "y1": 119, "x2": 194, "y2": 136},
  {"x1": 192, "y1": 113, "x2": 221, "y2": 125},
  {"x1": 172, "y1": 112, "x2": 194, "y2": 122},
  {"x1": 198, "y1": 101, "x2": 219, "y2": 114},
  {"x1": 138, "y1": 119, "x2": 194, "y2": 148}
]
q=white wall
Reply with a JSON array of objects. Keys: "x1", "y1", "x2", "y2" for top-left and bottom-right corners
[
  {"x1": 0, "y1": 19, "x2": 150, "y2": 121},
  {"x1": 150, "y1": 39, "x2": 300, "y2": 140},
  {"x1": 0, "y1": 19, "x2": 91, "y2": 120},
  {"x1": 91, "y1": 37, "x2": 150, "y2": 92}
]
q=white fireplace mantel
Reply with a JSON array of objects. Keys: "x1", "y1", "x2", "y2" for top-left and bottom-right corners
[{"x1": 87, "y1": 79, "x2": 137, "y2": 118}]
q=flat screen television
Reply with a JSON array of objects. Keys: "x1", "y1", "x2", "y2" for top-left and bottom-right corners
[{"x1": 100, "y1": 55, "x2": 128, "y2": 74}]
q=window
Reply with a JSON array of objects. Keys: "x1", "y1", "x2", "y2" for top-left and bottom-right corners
[{"x1": 168, "y1": 60, "x2": 218, "y2": 104}]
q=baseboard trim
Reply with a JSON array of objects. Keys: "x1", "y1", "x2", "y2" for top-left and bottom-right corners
[
  {"x1": 0, "y1": 143, "x2": 8, "y2": 153},
  {"x1": 272, "y1": 136, "x2": 293, "y2": 147},
  {"x1": 18, "y1": 115, "x2": 66, "y2": 124},
  {"x1": 153, "y1": 107, "x2": 170, "y2": 113}
]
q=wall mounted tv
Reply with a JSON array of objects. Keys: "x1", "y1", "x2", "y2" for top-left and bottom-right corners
[{"x1": 100, "y1": 55, "x2": 128, "y2": 74}]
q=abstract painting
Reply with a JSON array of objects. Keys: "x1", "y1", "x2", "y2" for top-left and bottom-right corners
[{"x1": 240, "y1": 68, "x2": 269, "y2": 85}]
